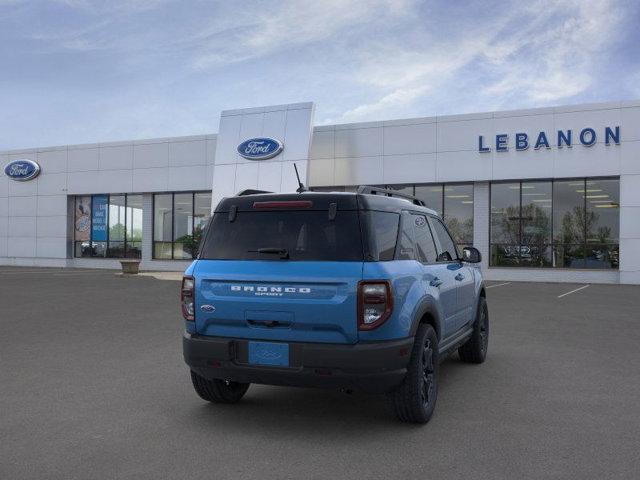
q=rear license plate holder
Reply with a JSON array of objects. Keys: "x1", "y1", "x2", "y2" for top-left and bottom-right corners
[{"x1": 248, "y1": 341, "x2": 290, "y2": 367}]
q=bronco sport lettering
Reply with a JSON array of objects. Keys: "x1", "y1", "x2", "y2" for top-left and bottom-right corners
[{"x1": 230, "y1": 285, "x2": 311, "y2": 294}]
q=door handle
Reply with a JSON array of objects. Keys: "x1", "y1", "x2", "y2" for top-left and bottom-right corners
[
  {"x1": 430, "y1": 277, "x2": 443, "y2": 287},
  {"x1": 247, "y1": 319, "x2": 291, "y2": 328},
  {"x1": 455, "y1": 273, "x2": 465, "y2": 281}
]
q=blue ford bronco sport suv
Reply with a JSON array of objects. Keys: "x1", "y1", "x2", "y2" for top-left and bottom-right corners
[{"x1": 182, "y1": 186, "x2": 488, "y2": 423}]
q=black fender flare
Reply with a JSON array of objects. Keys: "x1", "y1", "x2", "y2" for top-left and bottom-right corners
[
  {"x1": 409, "y1": 297, "x2": 443, "y2": 340},
  {"x1": 475, "y1": 282, "x2": 487, "y2": 314}
]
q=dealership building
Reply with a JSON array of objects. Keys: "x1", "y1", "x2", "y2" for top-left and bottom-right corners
[{"x1": 1, "y1": 100, "x2": 639, "y2": 284}]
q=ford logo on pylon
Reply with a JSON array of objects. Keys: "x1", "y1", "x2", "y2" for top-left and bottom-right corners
[
  {"x1": 237, "y1": 137, "x2": 283, "y2": 160},
  {"x1": 4, "y1": 159, "x2": 41, "y2": 181}
]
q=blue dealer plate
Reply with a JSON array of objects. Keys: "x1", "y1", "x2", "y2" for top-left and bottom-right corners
[{"x1": 248, "y1": 341, "x2": 289, "y2": 367}]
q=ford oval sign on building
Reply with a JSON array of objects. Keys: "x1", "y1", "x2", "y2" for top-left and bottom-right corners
[
  {"x1": 237, "y1": 138, "x2": 283, "y2": 160},
  {"x1": 4, "y1": 159, "x2": 41, "y2": 181}
]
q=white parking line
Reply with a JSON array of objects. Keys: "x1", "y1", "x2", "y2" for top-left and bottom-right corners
[
  {"x1": 0, "y1": 270, "x2": 54, "y2": 273},
  {"x1": 557, "y1": 284, "x2": 590, "y2": 298},
  {"x1": 51, "y1": 272, "x2": 115, "y2": 276},
  {"x1": 0, "y1": 271, "x2": 61, "y2": 275},
  {"x1": 486, "y1": 282, "x2": 511, "y2": 289},
  {"x1": 0, "y1": 270, "x2": 113, "y2": 276}
]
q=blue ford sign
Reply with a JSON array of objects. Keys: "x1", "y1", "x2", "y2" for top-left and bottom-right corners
[
  {"x1": 237, "y1": 137, "x2": 283, "y2": 160},
  {"x1": 478, "y1": 126, "x2": 620, "y2": 152},
  {"x1": 4, "y1": 159, "x2": 41, "y2": 181}
]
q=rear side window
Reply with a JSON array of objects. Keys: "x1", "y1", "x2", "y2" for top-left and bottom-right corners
[
  {"x1": 200, "y1": 211, "x2": 363, "y2": 261},
  {"x1": 396, "y1": 212, "x2": 416, "y2": 260},
  {"x1": 429, "y1": 217, "x2": 459, "y2": 262},
  {"x1": 361, "y1": 211, "x2": 399, "y2": 261},
  {"x1": 412, "y1": 214, "x2": 438, "y2": 263}
]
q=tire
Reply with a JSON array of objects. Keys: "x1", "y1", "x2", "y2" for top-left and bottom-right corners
[
  {"x1": 458, "y1": 296, "x2": 489, "y2": 364},
  {"x1": 388, "y1": 323, "x2": 438, "y2": 424},
  {"x1": 190, "y1": 370, "x2": 250, "y2": 404}
]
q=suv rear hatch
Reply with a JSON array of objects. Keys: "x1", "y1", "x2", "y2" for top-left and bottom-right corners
[{"x1": 193, "y1": 194, "x2": 364, "y2": 344}]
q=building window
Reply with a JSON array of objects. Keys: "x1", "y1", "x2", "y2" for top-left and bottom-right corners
[
  {"x1": 490, "y1": 178, "x2": 619, "y2": 269},
  {"x1": 442, "y1": 184, "x2": 474, "y2": 249},
  {"x1": 490, "y1": 181, "x2": 552, "y2": 267},
  {"x1": 152, "y1": 191, "x2": 212, "y2": 260},
  {"x1": 414, "y1": 185, "x2": 443, "y2": 216},
  {"x1": 311, "y1": 183, "x2": 474, "y2": 249},
  {"x1": 126, "y1": 195, "x2": 143, "y2": 258},
  {"x1": 173, "y1": 193, "x2": 193, "y2": 260},
  {"x1": 404, "y1": 183, "x2": 474, "y2": 249},
  {"x1": 73, "y1": 194, "x2": 143, "y2": 259},
  {"x1": 108, "y1": 194, "x2": 125, "y2": 257}
]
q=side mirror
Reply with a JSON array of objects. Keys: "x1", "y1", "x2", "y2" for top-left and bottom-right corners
[
  {"x1": 436, "y1": 251, "x2": 452, "y2": 262},
  {"x1": 462, "y1": 246, "x2": 482, "y2": 263}
]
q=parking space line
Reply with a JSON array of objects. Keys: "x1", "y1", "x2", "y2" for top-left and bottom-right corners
[
  {"x1": 557, "y1": 284, "x2": 590, "y2": 298},
  {"x1": 0, "y1": 269, "x2": 67, "y2": 272},
  {"x1": 0, "y1": 271, "x2": 60, "y2": 275},
  {"x1": 51, "y1": 272, "x2": 115, "y2": 276},
  {"x1": 0, "y1": 270, "x2": 114, "y2": 276},
  {"x1": 486, "y1": 282, "x2": 511, "y2": 289}
]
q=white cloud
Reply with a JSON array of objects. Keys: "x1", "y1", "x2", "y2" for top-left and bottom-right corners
[
  {"x1": 189, "y1": 0, "x2": 416, "y2": 69},
  {"x1": 481, "y1": 0, "x2": 622, "y2": 105},
  {"x1": 336, "y1": 34, "x2": 494, "y2": 122},
  {"x1": 334, "y1": 0, "x2": 625, "y2": 122},
  {"x1": 52, "y1": 0, "x2": 172, "y2": 13},
  {"x1": 0, "y1": 0, "x2": 634, "y2": 149},
  {"x1": 340, "y1": 85, "x2": 429, "y2": 121}
]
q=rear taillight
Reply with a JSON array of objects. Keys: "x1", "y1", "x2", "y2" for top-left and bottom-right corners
[
  {"x1": 357, "y1": 281, "x2": 393, "y2": 330},
  {"x1": 181, "y1": 276, "x2": 195, "y2": 321}
]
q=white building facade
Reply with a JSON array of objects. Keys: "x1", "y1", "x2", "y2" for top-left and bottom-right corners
[{"x1": 1, "y1": 100, "x2": 639, "y2": 284}]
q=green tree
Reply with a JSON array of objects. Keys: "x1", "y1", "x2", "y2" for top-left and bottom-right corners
[
  {"x1": 444, "y1": 217, "x2": 473, "y2": 245},
  {"x1": 520, "y1": 204, "x2": 551, "y2": 266},
  {"x1": 175, "y1": 226, "x2": 205, "y2": 259},
  {"x1": 109, "y1": 223, "x2": 125, "y2": 241},
  {"x1": 493, "y1": 205, "x2": 520, "y2": 244},
  {"x1": 557, "y1": 206, "x2": 599, "y2": 244}
]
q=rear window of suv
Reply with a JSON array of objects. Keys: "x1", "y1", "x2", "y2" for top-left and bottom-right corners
[
  {"x1": 200, "y1": 211, "x2": 364, "y2": 261},
  {"x1": 361, "y1": 211, "x2": 399, "y2": 261}
]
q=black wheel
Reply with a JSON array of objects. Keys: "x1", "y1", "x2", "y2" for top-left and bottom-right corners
[
  {"x1": 458, "y1": 296, "x2": 489, "y2": 364},
  {"x1": 190, "y1": 370, "x2": 250, "y2": 404},
  {"x1": 388, "y1": 324, "x2": 438, "y2": 424}
]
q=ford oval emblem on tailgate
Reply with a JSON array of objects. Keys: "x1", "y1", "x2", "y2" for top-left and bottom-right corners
[{"x1": 200, "y1": 304, "x2": 215, "y2": 312}]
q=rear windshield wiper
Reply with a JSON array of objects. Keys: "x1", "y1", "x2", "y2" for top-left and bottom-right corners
[{"x1": 248, "y1": 247, "x2": 290, "y2": 259}]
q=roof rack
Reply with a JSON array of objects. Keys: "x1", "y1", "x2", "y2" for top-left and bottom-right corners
[
  {"x1": 236, "y1": 189, "x2": 273, "y2": 196},
  {"x1": 356, "y1": 185, "x2": 426, "y2": 207}
]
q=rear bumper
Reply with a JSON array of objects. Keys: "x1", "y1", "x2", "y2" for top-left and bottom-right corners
[{"x1": 183, "y1": 333, "x2": 414, "y2": 394}]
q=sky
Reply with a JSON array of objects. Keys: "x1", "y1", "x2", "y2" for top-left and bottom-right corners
[{"x1": 1, "y1": 0, "x2": 639, "y2": 150}]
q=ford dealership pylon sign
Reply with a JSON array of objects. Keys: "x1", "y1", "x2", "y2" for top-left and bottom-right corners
[
  {"x1": 237, "y1": 138, "x2": 283, "y2": 160},
  {"x1": 4, "y1": 159, "x2": 41, "y2": 181}
]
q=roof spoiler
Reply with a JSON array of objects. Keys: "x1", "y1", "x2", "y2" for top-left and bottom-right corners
[
  {"x1": 236, "y1": 189, "x2": 273, "y2": 196},
  {"x1": 357, "y1": 186, "x2": 426, "y2": 207}
]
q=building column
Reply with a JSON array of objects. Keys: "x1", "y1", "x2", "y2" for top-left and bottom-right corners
[
  {"x1": 141, "y1": 193, "x2": 153, "y2": 263},
  {"x1": 473, "y1": 182, "x2": 490, "y2": 273},
  {"x1": 619, "y1": 174, "x2": 640, "y2": 284}
]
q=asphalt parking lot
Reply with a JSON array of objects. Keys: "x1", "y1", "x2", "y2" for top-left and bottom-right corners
[{"x1": 1, "y1": 268, "x2": 639, "y2": 480}]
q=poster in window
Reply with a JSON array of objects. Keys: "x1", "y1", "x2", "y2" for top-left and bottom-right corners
[
  {"x1": 75, "y1": 196, "x2": 91, "y2": 241},
  {"x1": 91, "y1": 195, "x2": 108, "y2": 242}
]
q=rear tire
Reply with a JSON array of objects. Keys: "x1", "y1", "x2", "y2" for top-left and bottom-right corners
[
  {"x1": 190, "y1": 370, "x2": 250, "y2": 404},
  {"x1": 388, "y1": 324, "x2": 438, "y2": 424},
  {"x1": 458, "y1": 296, "x2": 489, "y2": 364}
]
